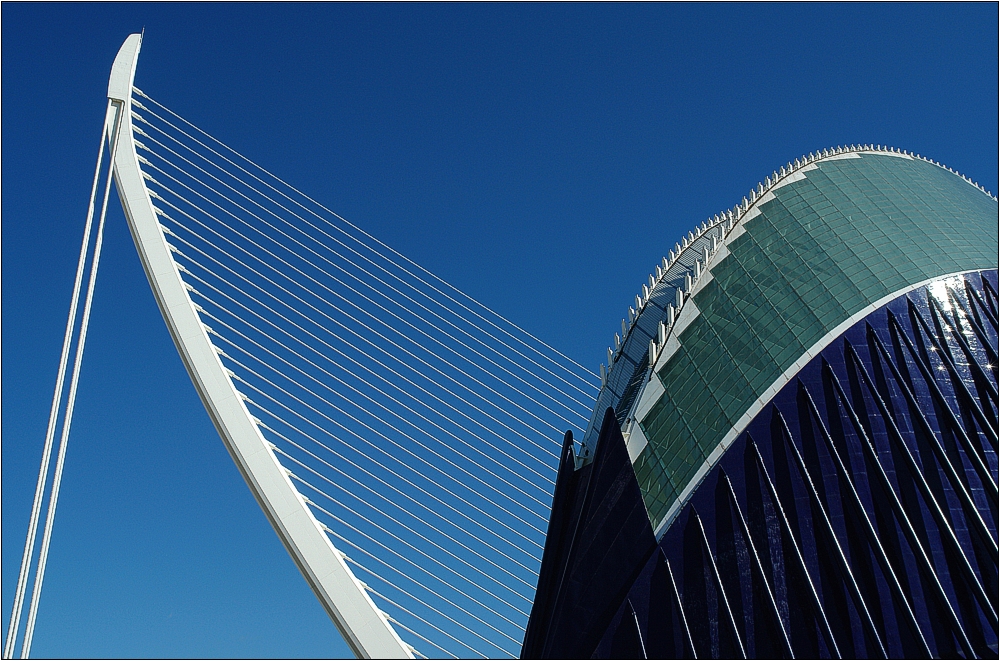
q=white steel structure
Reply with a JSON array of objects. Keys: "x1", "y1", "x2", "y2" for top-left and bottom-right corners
[
  {"x1": 108, "y1": 33, "x2": 411, "y2": 661},
  {"x1": 5, "y1": 34, "x2": 598, "y2": 659}
]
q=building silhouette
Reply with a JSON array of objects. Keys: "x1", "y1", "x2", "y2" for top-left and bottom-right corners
[{"x1": 523, "y1": 146, "x2": 999, "y2": 659}]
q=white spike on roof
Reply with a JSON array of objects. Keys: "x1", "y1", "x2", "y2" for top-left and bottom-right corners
[{"x1": 598, "y1": 142, "x2": 995, "y2": 386}]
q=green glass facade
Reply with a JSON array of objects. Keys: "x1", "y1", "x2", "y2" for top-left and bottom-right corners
[{"x1": 634, "y1": 152, "x2": 998, "y2": 529}]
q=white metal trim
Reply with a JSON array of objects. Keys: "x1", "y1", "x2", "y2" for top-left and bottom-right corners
[
  {"x1": 650, "y1": 269, "x2": 985, "y2": 539},
  {"x1": 106, "y1": 34, "x2": 411, "y2": 659}
]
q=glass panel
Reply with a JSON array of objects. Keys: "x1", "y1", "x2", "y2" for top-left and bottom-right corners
[{"x1": 633, "y1": 152, "x2": 999, "y2": 524}]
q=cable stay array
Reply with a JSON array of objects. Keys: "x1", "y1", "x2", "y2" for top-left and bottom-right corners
[
  {"x1": 6, "y1": 34, "x2": 596, "y2": 657},
  {"x1": 120, "y1": 88, "x2": 598, "y2": 657}
]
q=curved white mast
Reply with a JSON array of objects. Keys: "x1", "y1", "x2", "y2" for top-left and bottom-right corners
[{"x1": 107, "y1": 34, "x2": 412, "y2": 659}]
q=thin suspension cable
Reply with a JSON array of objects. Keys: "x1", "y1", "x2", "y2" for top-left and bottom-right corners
[
  {"x1": 356, "y1": 582, "x2": 467, "y2": 659},
  {"x1": 213, "y1": 325, "x2": 548, "y2": 565},
  {"x1": 21, "y1": 102, "x2": 122, "y2": 659},
  {"x1": 148, "y1": 189, "x2": 573, "y2": 439},
  {"x1": 260, "y1": 418, "x2": 537, "y2": 607},
  {"x1": 132, "y1": 90, "x2": 597, "y2": 384},
  {"x1": 3, "y1": 101, "x2": 112, "y2": 661},
  {"x1": 239, "y1": 386, "x2": 543, "y2": 599},
  {"x1": 162, "y1": 208, "x2": 562, "y2": 452},
  {"x1": 131, "y1": 123, "x2": 598, "y2": 403},
  {"x1": 368, "y1": 608, "x2": 440, "y2": 661},
  {"x1": 369, "y1": 611, "x2": 447, "y2": 661},
  {"x1": 292, "y1": 471, "x2": 533, "y2": 621},
  {"x1": 197, "y1": 293, "x2": 554, "y2": 487},
  {"x1": 296, "y1": 490, "x2": 522, "y2": 657},
  {"x1": 134, "y1": 91, "x2": 595, "y2": 384},
  {"x1": 194, "y1": 270, "x2": 544, "y2": 652},
  {"x1": 335, "y1": 555, "x2": 475, "y2": 659},
  {"x1": 223, "y1": 353, "x2": 546, "y2": 552},
  {"x1": 168, "y1": 217, "x2": 556, "y2": 466},
  {"x1": 135, "y1": 140, "x2": 589, "y2": 418},
  {"x1": 165, "y1": 216, "x2": 563, "y2": 468},
  {"x1": 124, "y1": 90, "x2": 602, "y2": 656},
  {"x1": 342, "y1": 553, "x2": 510, "y2": 659},
  {"x1": 361, "y1": 589, "x2": 463, "y2": 660},
  {"x1": 251, "y1": 402, "x2": 538, "y2": 617},
  {"x1": 182, "y1": 255, "x2": 551, "y2": 517},
  {"x1": 161, "y1": 212, "x2": 556, "y2": 459},
  {"x1": 145, "y1": 176, "x2": 579, "y2": 437},
  {"x1": 254, "y1": 410, "x2": 535, "y2": 607},
  {"x1": 283, "y1": 458, "x2": 530, "y2": 640},
  {"x1": 139, "y1": 160, "x2": 589, "y2": 426},
  {"x1": 297, "y1": 494, "x2": 522, "y2": 655},
  {"x1": 197, "y1": 298, "x2": 554, "y2": 496},
  {"x1": 131, "y1": 111, "x2": 592, "y2": 399},
  {"x1": 153, "y1": 184, "x2": 580, "y2": 644},
  {"x1": 346, "y1": 564, "x2": 487, "y2": 658}
]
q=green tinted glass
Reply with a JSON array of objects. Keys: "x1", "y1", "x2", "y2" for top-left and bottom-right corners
[{"x1": 636, "y1": 153, "x2": 999, "y2": 530}]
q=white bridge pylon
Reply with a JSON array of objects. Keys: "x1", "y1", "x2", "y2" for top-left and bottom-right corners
[
  {"x1": 6, "y1": 33, "x2": 599, "y2": 659},
  {"x1": 108, "y1": 33, "x2": 412, "y2": 660}
]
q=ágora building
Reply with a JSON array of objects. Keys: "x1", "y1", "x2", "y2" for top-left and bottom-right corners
[{"x1": 523, "y1": 146, "x2": 999, "y2": 659}]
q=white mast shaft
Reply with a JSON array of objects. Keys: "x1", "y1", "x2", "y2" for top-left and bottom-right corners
[{"x1": 107, "y1": 34, "x2": 411, "y2": 659}]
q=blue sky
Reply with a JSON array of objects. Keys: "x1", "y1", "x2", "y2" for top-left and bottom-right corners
[{"x1": 2, "y1": 3, "x2": 997, "y2": 658}]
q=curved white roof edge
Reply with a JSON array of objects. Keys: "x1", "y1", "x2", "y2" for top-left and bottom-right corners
[
  {"x1": 589, "y1": 145, "x2": 996, "y2": 455},
  {"x1": 649, "y1": 268, "x2": 985, "y2": 538},
  {"x1": 107, "y1": 33, "x2": 413, "y2": 659}
]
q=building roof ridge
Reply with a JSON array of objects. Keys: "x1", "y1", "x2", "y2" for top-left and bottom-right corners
[{"x1": 601, "y1": 144, "x2": 996, "y2": 391}]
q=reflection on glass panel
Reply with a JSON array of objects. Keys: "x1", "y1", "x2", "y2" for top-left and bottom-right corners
[{"x1": 634, "y1": 152, "x2": 999, "y2": 529}]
